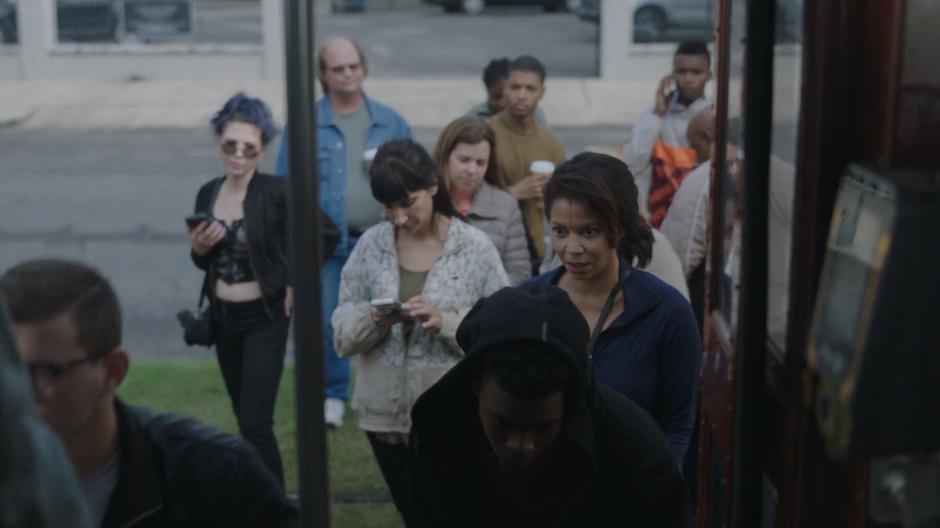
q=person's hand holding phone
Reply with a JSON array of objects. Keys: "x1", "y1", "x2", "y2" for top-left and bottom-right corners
[
  {"x1": 404, "y1": 295, "x2": 443, "y2": 334},
  {"x1": 187, "y1": 214, "x2": 225, "y2": 256},
  {"x1": 654, "y1": 74, "x2": 676, "y2": 116},
  {"x1": 371, "y1": 298, "x2": 404, "y2": 328}
]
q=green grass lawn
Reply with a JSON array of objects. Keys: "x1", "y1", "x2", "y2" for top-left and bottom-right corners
[{"x1": 118, "y1": 360, "x2": 403, "y2": 528}]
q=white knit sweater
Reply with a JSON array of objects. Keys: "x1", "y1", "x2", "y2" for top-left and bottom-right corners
[{"x1": 331, "y1": 218, "x2": 509, "y2": 433}]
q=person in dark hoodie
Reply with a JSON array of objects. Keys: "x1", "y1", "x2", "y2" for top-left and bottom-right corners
[{"x1": 408, "y1": 282, "x2": 689, "y2": 527}]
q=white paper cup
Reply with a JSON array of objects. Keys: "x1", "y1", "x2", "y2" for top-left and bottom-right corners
[
  {"x1": 363, "y1": 148, "x2": 378, "y2": 172},
  {"x1": 529, "y1": 160, "x2": 555, "y2": 176},
  {"x1": 529, "y1": 160, "x2": 555, "y2": 209}
]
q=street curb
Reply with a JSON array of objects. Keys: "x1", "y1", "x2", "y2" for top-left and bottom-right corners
[
  {"x1": 0, "y1": 79, "x2": 657, "y2": 129},
  {"x1": 0, "y1": 107, "x2": 34, "y2": 128}
]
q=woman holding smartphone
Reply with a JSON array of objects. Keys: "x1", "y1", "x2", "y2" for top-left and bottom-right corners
[
  {"x1": 432, "y1": 116, "x2": 530, "y2": 285},
  {"x1": 331, "y1": 139, "x2": 508, "y2": 526},
  {"x1": 187, "y1": 92, "x2": 337, "y2": 485}
]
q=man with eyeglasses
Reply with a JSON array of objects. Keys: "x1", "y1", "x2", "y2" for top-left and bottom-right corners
[
  {"x1": 0, "y1": 295, "x2": 92, "y2": 527},
  {"x1": 275, "y1": 37, "x2": 412, "y2": 429},
  {"x1": 0, "y1": 259, "x2": 299, "y2": 527}
]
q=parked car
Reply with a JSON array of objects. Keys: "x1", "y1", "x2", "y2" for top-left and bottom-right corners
[
  {"x1": 575, "y1": 0, "x2": 599, "y2": 22},
  {"x1": 0, "y1": 0, "x2": 17, "y2": 44},
  {"x1": 426, "y1": 0, "x2": 583, "y2": 16},
  {"x1": 0, "y1": 0, "x2": 120, "y2": 45},
  {"x1": 578, "y1": 0, "x2": 800, "y2": 43},
  {"x1": 576, "y1": 0, "x2": 713, "y2": 42}
]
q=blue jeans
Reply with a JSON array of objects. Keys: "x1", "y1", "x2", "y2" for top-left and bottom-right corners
[{"x1": 323, "y1": 254, "x2": 350, "y2": 400}]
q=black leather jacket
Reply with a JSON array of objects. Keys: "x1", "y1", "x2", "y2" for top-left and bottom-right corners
[
  {"x1": 102, "y1": 400, "x2": 299, "y2": 528},
  {"x1": 191, "y1": 172, "x2": 339, "y2": 314}
]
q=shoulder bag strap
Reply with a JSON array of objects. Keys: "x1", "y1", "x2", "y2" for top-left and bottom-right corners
[
  {"x1": 197, "y1": 273, "x2": 210, "y2": 309},
  {"x1": 586, "y1": 263, "x2": 633, "y2": 358}
]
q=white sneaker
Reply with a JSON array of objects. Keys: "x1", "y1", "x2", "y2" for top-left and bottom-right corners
[{"x1": 324, "y1": 398, "x2": 345, "y2": 428}]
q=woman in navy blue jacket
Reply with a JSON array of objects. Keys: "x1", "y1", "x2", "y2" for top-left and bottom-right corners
[{"x1": 530, "y1": 152, "x2": 701, "y2": 467}]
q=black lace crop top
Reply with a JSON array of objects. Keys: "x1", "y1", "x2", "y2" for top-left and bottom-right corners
[{"x1": 213, "y1": 219, "x2": 255, "y2": 284}]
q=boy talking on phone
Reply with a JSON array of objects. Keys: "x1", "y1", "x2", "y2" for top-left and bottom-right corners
[{"x1": 626, "y1": 40, "x2": 712, "y2": 228}]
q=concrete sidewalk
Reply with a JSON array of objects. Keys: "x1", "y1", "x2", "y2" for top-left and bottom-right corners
[{"x1": 0, "y1": 77, "x2": 657, "y2": 129}]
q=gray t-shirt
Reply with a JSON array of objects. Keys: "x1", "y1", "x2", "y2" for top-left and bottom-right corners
[
  {"x1": 333, "y1": 104, "x2": 382, "y2": 232},
  {"x1": 80, "y1": 452, "x2": 120, "y2": 527}
]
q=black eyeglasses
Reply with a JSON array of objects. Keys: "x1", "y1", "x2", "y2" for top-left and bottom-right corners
[
  {"x1": 26, "y1": 353, "x2": 107, "y2": 381},
  {"x1": 221, "y1": 140, "x2": 260, "y2": 159}
]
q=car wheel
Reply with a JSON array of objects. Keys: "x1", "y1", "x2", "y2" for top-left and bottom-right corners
[
  {"x1": 634, "y1": 6, "x2": 667, "y2": 41},
  {"x1": 461, "y1": 0, "x2": 485, "y2": 15},
  {"x1": 0, "y1": 18, "x2": 16, "y2": 44},
  {"x1": 633, "y1": 6, "x2": 666, "y2": 41},
  {"x1": 544, "y1": 0, "x2": 581, "y2": 12}
]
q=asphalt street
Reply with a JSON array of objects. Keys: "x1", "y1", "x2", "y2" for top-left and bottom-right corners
[
  {"x1": 0, "y1": 125, "x2": 630, "y2": 360},
  {"x1": 313, "y1": 6, "x2": 600, "y2": 77}
]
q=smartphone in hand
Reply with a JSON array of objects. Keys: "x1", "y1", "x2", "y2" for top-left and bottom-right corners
[
  {"x1": 185, "y1": 212, "x2": 213, "y2": 230},
  {"x1": 370, "y1": 298, "x2": 403, "y2": 312}
]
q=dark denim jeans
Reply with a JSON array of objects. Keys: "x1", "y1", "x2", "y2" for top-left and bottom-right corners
[
  {"x1": 366, "y1": 432, "x2": 414, "y2": 527},
  {"x1": 213, "y1": 295, "x2": 289, "y2": 486}
]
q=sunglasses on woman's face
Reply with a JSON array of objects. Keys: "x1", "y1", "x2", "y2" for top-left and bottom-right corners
[{"x1": 221, "y1": 140, "x2": 260, "y2": 159}]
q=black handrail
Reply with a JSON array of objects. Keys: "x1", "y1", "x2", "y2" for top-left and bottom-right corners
[
  {"x1": 730, "y1": 0, "x2": 775, "y2": 525},
  {"x1": 708, "y1": 0, "x2": 732, "y2": 318},
  {"x1": 284, "y1": 1, "x2": 330, "y2": 526}
]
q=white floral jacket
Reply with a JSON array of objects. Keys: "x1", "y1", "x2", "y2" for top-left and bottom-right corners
[{"x1": 332, "y1": 219, "x2": 509, "y2": 433}]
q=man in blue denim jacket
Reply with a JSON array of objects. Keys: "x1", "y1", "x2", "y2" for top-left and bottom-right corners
[{"x1": 275, "y1": 37, "x2": 412, "y2": 428}]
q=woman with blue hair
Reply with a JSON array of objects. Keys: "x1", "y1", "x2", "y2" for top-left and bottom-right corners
[{"x1": 187, "y1": 92, "x2": 338, "y2": 485}]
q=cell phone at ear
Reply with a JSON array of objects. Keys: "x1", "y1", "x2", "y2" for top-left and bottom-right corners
[
  {"x1": 185, "y1": 212, "x2": 213, "y2": 229},
  {"x1": 370, "y1": 298, "x2": 403, "y2": 312}
]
